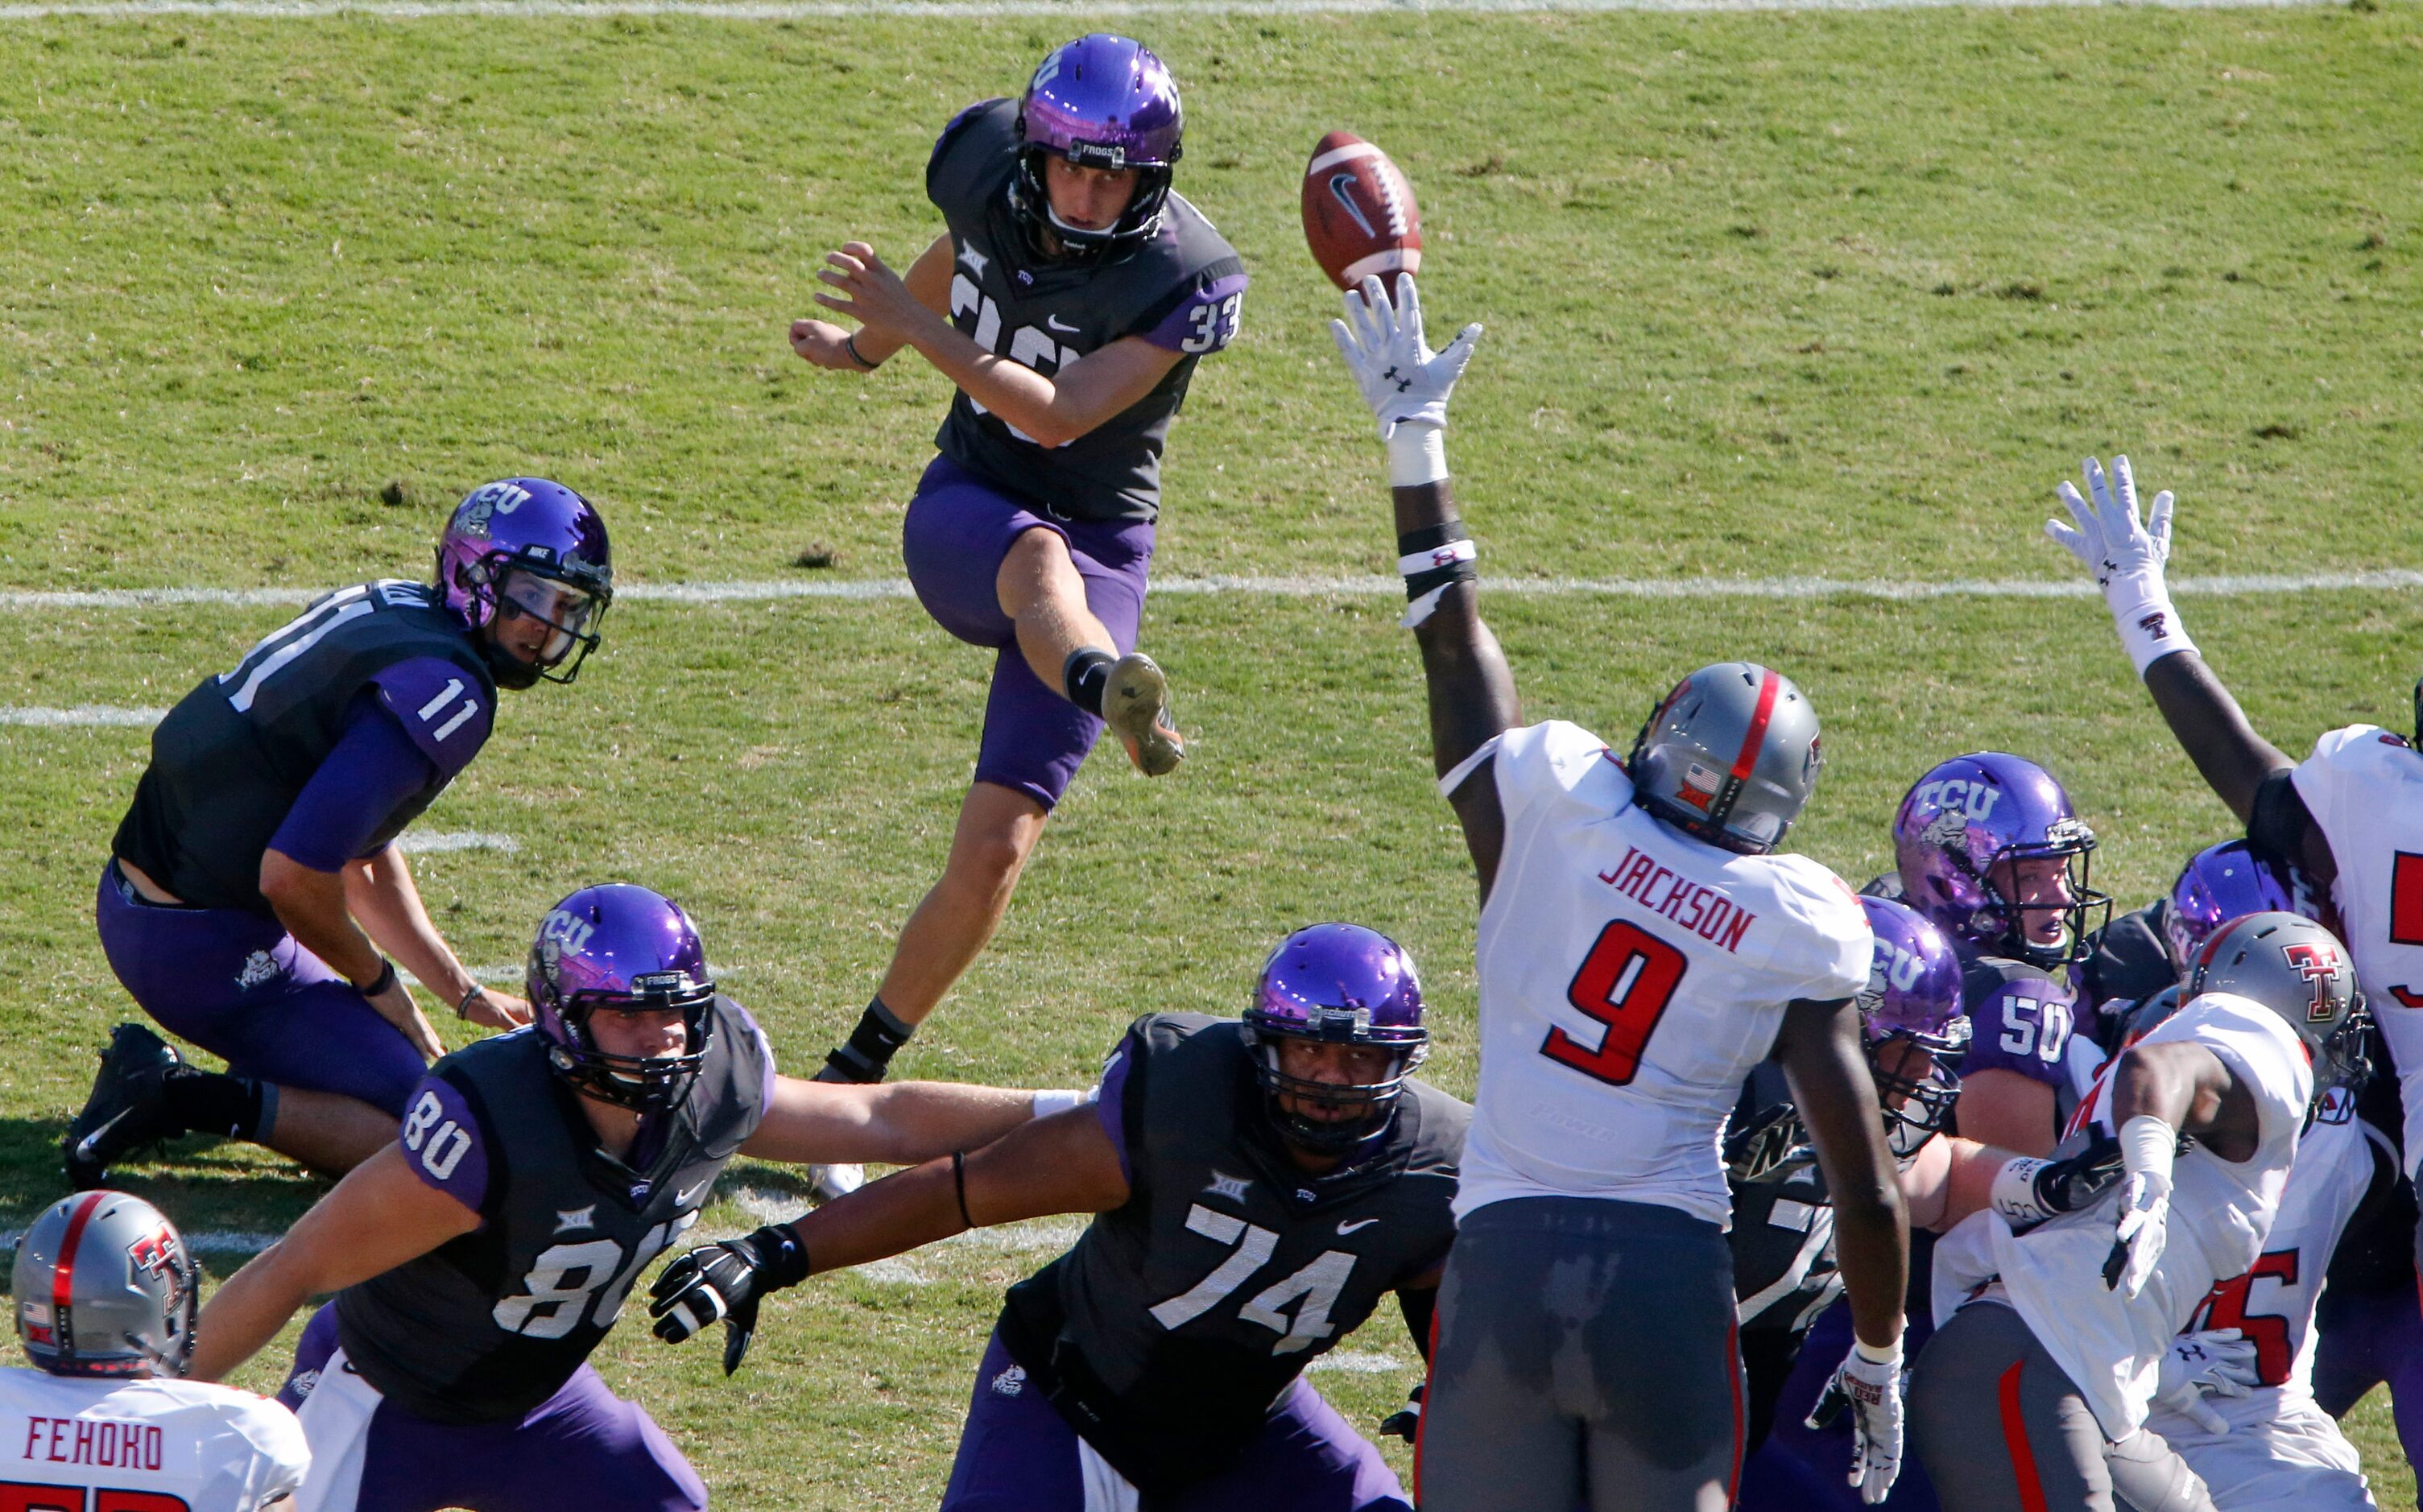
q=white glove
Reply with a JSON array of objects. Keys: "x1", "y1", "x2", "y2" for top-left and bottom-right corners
[
  {"x1": 2103, "y1": 1116, "x2": 2177, "y2": 1300},
  {"x1": 1329, "y1": 274, "x2": 1482, "y2": 485},
  {"x1": 2043, "y1": 454, "x2": 2196, "y2": 676},
  {"x1": 1809, "y1": 1337, "x2": 1906, "y2": 1505},
  {"x1": 2152, "y1": 1328, "x2": 2259, "y2": 1435}
]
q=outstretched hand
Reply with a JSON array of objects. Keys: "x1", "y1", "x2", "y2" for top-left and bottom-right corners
[
  {"x1": 1329, "y1": 273, "x2": 1482, "y2": 440},
  {"x1": 813, "y1": 242, "x2": 930, "y2": 345},
  {"x1": 2045, "y1": 454, "x2": 2175, "y2": 594}
]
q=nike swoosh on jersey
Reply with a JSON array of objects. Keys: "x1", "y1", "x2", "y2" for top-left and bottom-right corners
[
  {"x1": 1045, "y1": 315, "x2": 1079, "y2": 333},
  {"x1": 676, "y1": 1179, "x2": 712, "y2": 1207},
  {"x1": 1337, "y1": 1217, "x2": 1380, "y2": 1236}
]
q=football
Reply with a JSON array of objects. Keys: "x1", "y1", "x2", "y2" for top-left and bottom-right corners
[{"x1": 1300, "y1": 130, "x2": 1423, "y2": 291}]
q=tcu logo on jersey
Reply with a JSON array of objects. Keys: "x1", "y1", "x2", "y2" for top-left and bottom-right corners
[
  {"x1": 2284, "y1": 939, "x2": 2345, "y2": 1022},
  {"x1": 1911, "y1": 777, "x2": 2003, "y2": 825}
]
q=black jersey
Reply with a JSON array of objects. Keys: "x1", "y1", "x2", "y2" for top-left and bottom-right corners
[
  {"x1": 113, "y1": 580, "x2": 496, "y2": 914},
  {"x1": 2076, "y1": 901, "x2": 2180, "y2": 1049},
  {"x1": 335, "y1": 998, "x2": 772, "y2": 1423},
  {"x1": 998, "y1": 1014, "x2": 1465, "y2": 1493},
  {"x1": 925, "y1": 100, "x2": 1246, "y2": 524}
]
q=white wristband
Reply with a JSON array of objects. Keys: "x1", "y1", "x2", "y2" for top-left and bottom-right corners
[
  {"x1": 2119, "y1": 1115, "x2": 2178, "y2": 1184},
  {"x1": 1990, "y1": 1157, "x2": 2055, "y2": 1227},
  {"x1": 1398, "y1": 539, "x2": 1477, "y2": 577},
  {"x1": 2108, "y1": 587, "x2": 2198, "y2": 679},
  {"x1": 1386, "y1": 423, "x2": 1449, "y2": 488},
  {"x1": 1031, "y1": 1087, "x2": 1095, "y2": 1119}
]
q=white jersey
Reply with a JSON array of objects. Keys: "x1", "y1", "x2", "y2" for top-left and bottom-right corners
[
  {"x1": 1949, "y1": 992, "x2": 2312, "y2": 1439},
  {"x1": 2291, "y1": 724, "x2": 2423, "y2": 1176},
  {"x1": 0, "y1": 1367, "x2": 308, "y2": 1511},
  {"x1": 1452, "y1": 720, "x2": 1872, "y2": 1225},
  {"x1": 2147, "y1": 1093, "x2": 2389, "y2": 1510}
]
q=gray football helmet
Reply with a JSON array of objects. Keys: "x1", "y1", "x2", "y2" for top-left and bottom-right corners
[
  {"x1": 2185, "y1": 911, "x2": 2371, "y2": 1097},
  {"x1": 13, "y1": 1190, "x2": 195, "y2": 1378},
  {"x1": 1627, "y1": 662, "x2": 1823, "y2": 855}
]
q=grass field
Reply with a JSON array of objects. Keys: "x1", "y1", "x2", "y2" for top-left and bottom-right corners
[{"x1": 4, "y1": 3, "x2": 2422, "y2": 1507}]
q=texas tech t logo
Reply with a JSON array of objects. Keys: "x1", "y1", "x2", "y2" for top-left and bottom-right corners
[{"x1": 2284, "y1": 940, "x2": 2343, "y2": 1022}]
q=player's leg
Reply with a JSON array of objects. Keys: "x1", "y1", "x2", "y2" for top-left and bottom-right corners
[
  {"x1": 1422, "y1": 1196, "x2": 1739, "y2": 1512},
  {"x1": 77, "y1": 863, "x2": 419, "y2": 1182},
  {"x1": 279, "y1": 1304, "x2": 456, "y2": 1512},
  {"x1": 1167, "y1": 1378, "x2": 1412, "y2": 1512},
  {"x1": 937, "y1": 1332, "x2": 1094, "y2": 1511},
  {"x1": 994, "y1": 519, "x2": 1178, "y2": 778},
  {"x1": 2156, "y1": 1403, "x2": 2372, "y2": 1512},
  {"x1": 1909, "y1": 1302, "x2": 2132, "y2": 1512}
]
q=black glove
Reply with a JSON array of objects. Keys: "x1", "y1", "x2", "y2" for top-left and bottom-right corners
[
  {"x1": 2034, "y1": 1134, "x2": 2126, "y2": 1215},
  {"x1": 1379, "y1": 1382, "x2": 1424, "y2": 1443},
  {"x1": 647, "y1": 1224, "x2": 811, "y2": 1376}
]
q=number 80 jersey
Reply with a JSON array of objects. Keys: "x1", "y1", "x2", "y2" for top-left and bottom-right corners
[
  {"x1": 334, "y1": 1002, "x2": 772, "y2": 1424},
  {"x1": 1455, "y1": 721, "x2": 1872, "y2": 1227}
]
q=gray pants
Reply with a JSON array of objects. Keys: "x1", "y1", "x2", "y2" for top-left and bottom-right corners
[
  {"x1": 1419, "y1": 1196, "x2": 1741, "y2": 1512},
  {"x1": 1910, "y1": 1303, "x2": 2217, "y2": 1512}
]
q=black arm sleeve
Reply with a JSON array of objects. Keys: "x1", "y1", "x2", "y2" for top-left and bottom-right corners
[
  {"x1": 1399, "y1": 1287, "x2": 1437, "y2": 1361},
  {"x1": 2247, "y1": 768, "x2": 2318, "y2": 869}
]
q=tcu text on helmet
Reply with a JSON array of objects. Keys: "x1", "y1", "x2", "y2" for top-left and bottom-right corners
[{"x1": 1912, "y1": 777, "x2": 2003, "y2": 824}]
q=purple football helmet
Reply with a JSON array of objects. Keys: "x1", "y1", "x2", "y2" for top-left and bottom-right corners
[
  {"x1": 1857, "y1": 897, "x2": 1970, "y2": 1159},
  {"x1": 1242, "y1": 923, "x2": 1429, "y2": 1157},
  {"x1": 526, "y1": 884, "x2": 716, "y2": 1113},
  {"x1": 1011, "y1": 35, "x2": 1183, "y2": 253},
  {"x1": 2166, "y1": 841, "x2": 2318, "y2": 969},
  {"x1": 434, "y1": 478, "x2": 614, "y2": 690},
  {"x1": 1894, "y1": 753, "x2": 2112, "y2": 970}
]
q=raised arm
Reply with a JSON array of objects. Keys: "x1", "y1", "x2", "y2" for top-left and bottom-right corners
[
  {"x1": 1329, "y1": 275, "x2": 1520, "y2": 894},
  {"x1": 2043, "y1": 456, "x2": 2333, "y2": 883},
  {"x1": 738, "y1": 1073, "x2": 1052, "y2": 1167},
  {"x1": 188, "y1": 1143, "x2": 480, "y2": 1382},
  {"x1": 651, "y1": 1105, "x2": 1128, "y2": 1374}
]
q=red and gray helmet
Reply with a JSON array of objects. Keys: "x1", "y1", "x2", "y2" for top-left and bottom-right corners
[
  {"x1": 2185, "y1": 911, "x2": 2371, "y2": 1100},
  {"x1": 433, "y1": 477, "x2": 614, "y2": 690},
  {"x1": 13, "y1": 1191, "x2": 195, "y2": 1378},
  {"x1": 1626, "y1": 663, "x2": 1824, "y2": 855}
]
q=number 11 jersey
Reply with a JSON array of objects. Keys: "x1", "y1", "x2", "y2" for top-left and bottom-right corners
[{"x1": 1455, "y1": 720, "x2": 1872, "y2": 1227}]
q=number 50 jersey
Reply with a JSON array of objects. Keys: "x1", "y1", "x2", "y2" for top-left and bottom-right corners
[
  {"x1": 1454, "y1": 721, "x2": 1872, "y2": 1226},
  {"x1": 333, "y1": 1000, "x2": 772, "y2": 1424}
]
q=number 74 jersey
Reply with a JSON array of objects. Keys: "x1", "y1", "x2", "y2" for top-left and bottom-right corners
[{"x1": 1455, "y1": 721, "x2": 1872, "y2": 1227}]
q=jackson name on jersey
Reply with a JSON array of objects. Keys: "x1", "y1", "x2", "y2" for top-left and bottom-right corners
[{"x1": 1455, "y1": 721, "x2": 1873, "y2": 1226}]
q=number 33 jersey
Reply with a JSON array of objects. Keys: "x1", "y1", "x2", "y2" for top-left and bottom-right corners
[
  {"x1": 333, "y1": 1000, "x2": 773, "y2": 1424},
  {"x1": 1453, "y1": 721, "x2": 1872, "y2": 1227}
]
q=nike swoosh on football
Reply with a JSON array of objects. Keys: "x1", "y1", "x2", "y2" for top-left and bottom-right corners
[
  {"x1": 73, "y1": 1106, "x2": 137, "y2": 1163},
  {"x1": 1337, "y1": 1217, "x2": 1379, "y2": 1235}
]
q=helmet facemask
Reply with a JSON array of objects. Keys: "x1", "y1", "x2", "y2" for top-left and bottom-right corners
[
  {"x1": 455, "y1": 555, "x2": 610, "y2": 690},
  {"x1": 546, "y1": 981, "x2": 715, "y2": 1115},
  {"x1": 1009, "y1": 144, "x2": 1172, "y2": 258},
  {"x1": 1238, "y1": 1010, "x2": 1427, "y2": 1160},
  {"x1": 1951, "y1": 826, "x2": 2112, "y2": 970},
  {"x1": 1863, "y1": 1021, "x2": 1967, "y2": 1160}
]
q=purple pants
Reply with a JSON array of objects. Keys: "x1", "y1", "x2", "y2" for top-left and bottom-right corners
[
  {"x1": 1737, "y1": 1299, "x2": 1941, "y2": 1512},
  {"x1": 279, "y1": 1305, "x2": 705, "y2": 1512},
  {"x1": 2313, "y1": 1282, "x2": 2423, "y2": 1469},
  {"x1": 902, "y1": 456, "x2": 1154, "y2": 811},
  {"x1": 94, "y1": 860, "x2": 425, "y2": 1115},
  {"x1": 939, "y1": 1330, "x2": 1411, "y2": 1512}
]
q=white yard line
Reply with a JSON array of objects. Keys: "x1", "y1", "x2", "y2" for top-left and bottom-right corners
[
  {"x1": 0, "y1": 704, "x2": 170, "y2": 726},
  {"x1": 2, "y1": 568, "x2": 2417, "y2": 615},
  {"x1": 395, "y1": 829, "x2": 521, "y2": 855},
  {"x1": 0, "y1": 0, "x2": 2346, "y2": 16}
]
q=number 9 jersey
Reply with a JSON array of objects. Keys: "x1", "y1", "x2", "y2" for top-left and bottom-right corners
[{"x1": 1453, "y1": 721, "x2": 1872, "y2": 1226}]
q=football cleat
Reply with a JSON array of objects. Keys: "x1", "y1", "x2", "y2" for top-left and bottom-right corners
[
  {"x1": 804, "y1": 1163, "x2": 865, "y2": 1204},
  {"x1": 63, "y1": 1025, "x2": 183, "y2": 1190},
  {"x1": 1102, "y1": 652, "x2": 1183, "y2": 777}
]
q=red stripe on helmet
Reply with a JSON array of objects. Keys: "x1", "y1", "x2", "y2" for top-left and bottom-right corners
[
  {"x1": 50, "y1": 1192, "x2": 108, "y2": 1349},
  {"x1": 1729, "y1": 667, "x2": 1781, "y2": 784}
]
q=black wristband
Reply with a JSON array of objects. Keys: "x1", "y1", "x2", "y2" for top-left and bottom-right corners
[
  {"x1": 843, "y1": 332, "x2": 880, "y2": 371},
  {"x1": 1404, "y1": 562, "x2": 1478, "y2": 602},
  {"x1": 457, "y1": 982, "x2": 486, "y2": 1020},
  {"x1": 751, "y1": 1222, "x2": 814, "y2": 1289},
  {"x1": 1397, "y1": 522, "x2": 1471, "y2": 559},
  {"x1": 951, "y1": 1151, "x2": 975, "y2": 1228},
  {"x1": 360, "y1": 959, "x2": 398, "y2": 999}
]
